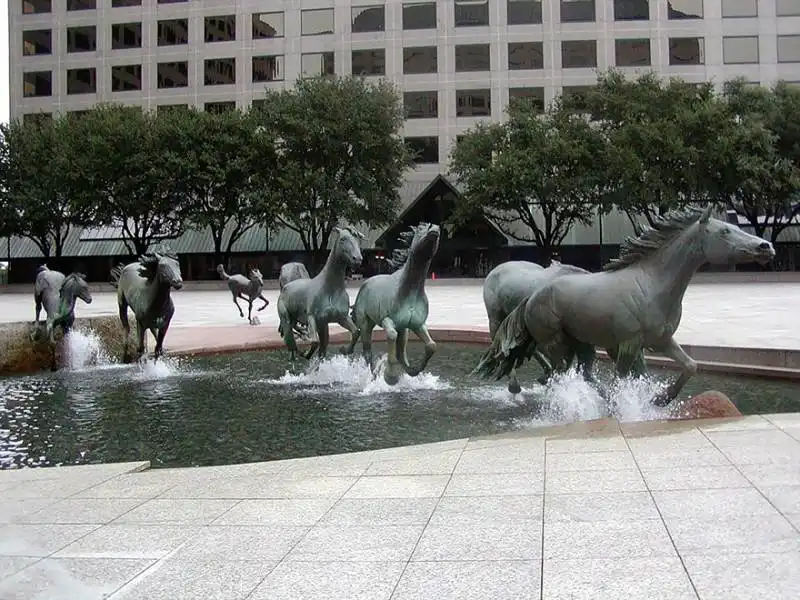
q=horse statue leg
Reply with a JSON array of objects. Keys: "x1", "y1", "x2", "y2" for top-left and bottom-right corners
[
  {"x1": 301, "y1": 316, "x2": 320, "y2": 360},
  {"x1": 337, "y1": 315, "x2": 361, "y2": 356},
  {"x1": 153, "y1": 314, "x2": 173, "y2": 360},
  {"x1": 650, "y1": 338, "x2": 697, "y2": 407},
  {"x1": 118, "y1": 297, "x2": 132, "y2": 363},
  {"x1": 256, "y1": 293, "x2": 269, "y2": 312},
  {"x1": 232, "y1": 292, "x2": 245, "y2": 319},
  {"x1": 404, "y1": 324, "x2": 437, "y2": 377},
  {"x1": 135, "y1": 320, "x2": 148, "y2": 361},
  {"x1": 317, "y1": 323, "x2": 329, "y2": 360},
  {"x1": 381, "y1": 317, "x2": 403, "y2": 385}
]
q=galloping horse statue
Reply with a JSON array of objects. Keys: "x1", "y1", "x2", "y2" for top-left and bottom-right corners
[
  {"x1": 277, "y1": 227, "x2": 363, "y2": 361},
  {"x1": 345, "y1": 222, "x2": 441, "y2": 385},
  {"x1": 475, "y1": 205, "x2": 775, "y2": 406},
  {"x1": 216, "y1": 264, "x2": 269, "y2": 324},
  {"x1": 110, "y1": 245, "x2": 184, "y2": 363},
  {"x1": 278, "y1": 261, "x2": 311, "y2": 339},
  {"x1": 33, "y1": 266, "x2": 93, "y2": 368}
]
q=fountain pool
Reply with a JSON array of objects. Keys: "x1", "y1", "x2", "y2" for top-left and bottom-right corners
[{"x1": 2, "y1": 341, "x2": 798, "y2": 470}]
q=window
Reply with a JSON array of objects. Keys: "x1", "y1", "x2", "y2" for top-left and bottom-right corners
[
  {"x1": 158, "y1": 19, "x2": 188, "y2": 46},
  {"x1": 67, "y1": 68, "x2": 97, "y2": 94},
  {"x1": 157, "y1": 61, "x2": 188, "y2": 88},
  {"x1": 158, "y1": 104, "x2": 189, "y2": 113},
  {"x1": 668, "y1": 0, "x2": 703, "y2": 19},
  {"x1": 204, "y1": 58, "x2": 236, "y2": 85},
  {"x1": 111, "y1": 64, "x2": 142, "y2": 92},
  {"x1": 456, "y1": 89, "x2": 492, "y2": 117},
  {"x1": 352, "y1": 49, "x2": 386, "y2": 76},
  {"x1": 508, "y1": 42, "x2": 543, "y2": 70},
  {"x1": 301, "y1": 52, "x2": 335, "y2": 76},
  {"x1": 404, "y1": 91, "x2": 438, "y2": 119},
  {"x1": 455, "y1": 44, "x2": 491, "y2": 72},
  {"x1": 723, "y1": 36, "x2": 759, "y2": 64},
  {"x1": 615, "y1": 38, "x2": 651, "y2": 66},
  {"x1": 509, "y1": 87, "x2": 545, "y2": 111},
  {"x1": 253, "y1": 12, "x2": 284, "y2": 38},
  {"x1": 614, "y1": 0, "x2": 648, "y2": 20},
  {"x1": 22, "y1": 30, "x2": 52, "y2": 56},
  {"x1": 778, "y1": 36, "x2": 800, "y2": 63},
  {"x1": 158, "y1": 0, "x2": 187, "y2": 3},
  {"x1": 23, "y1": 112, "x2": 52, "y2": 125},
  {"x1": 778, "y1": 0, "x2": 800, "y2": 16},
  {"x1": 403, "y1": 46, "x2": 437, "y2": 74},
  {"x1": 67, "y1": 0, "x2": 95, "y2": 10},
  {"x1": 205, "y1": 16, "x2": 236, "y2": 42},
  {"x1": 112, "y1": 0, "x2": 141, "y2": 6},
  {"x1": 253, "y1": 55, "x2": 284, "y2": 82},
  {"x1": 403, "y1": 2, "x2": 437, "y2": 30},
  {"x1": 251, "y1": 99, "x2": 268, "y2": 111},
  {"x1": 561, "y1": 40, "x2": 597, "y2": 68},
  {"x1": 22, "y1": 71, "x2": 51, "y2": 97},
  {"x1": 455, "y1": 1, "x2": 489, "y2": 27},
  {"x1": 205, "y1": 102, "x2": 236, "y2": 114},
  {"x1": 561, "y1": 85, "x2": 594, "y2": 110},
  {"x1": 352, "y1": 5, "x2": 385, "y2": 33},
  {"x1": 405, "y1": 136, "x2": 439, "y2": 164},
  {"x1": 721, "y1": 0, "x2": 757, "y2": 17},
  {"x1": 507, "y1": 0, "x2": 542, "y2": 25},
  {"x1": 22, "y1": 1, "x2": 51, "y2": 14},
  {"x1": 111, "y1": 22, "x2": 142, "y2": 50},
  {"x1": 67, "y1": 26, "x2": 96, "y2": 53},
  {"x1": 561, "y1": 0, "x2": 595, "y2": 23},
  {"x1": 669, "y1": 37, "x2": 704, "y2": 65},
  {"x1": 301, "y1": 9, "x2": 334, "y2": 35}
]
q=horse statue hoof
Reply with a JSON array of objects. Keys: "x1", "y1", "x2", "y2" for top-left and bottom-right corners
[
  {"x1": 651, "y1": 392, "x2": 673, "y2": 408},
  {"x1": 384, "y1": 372, "x2": 401, "y2": 386},
  {"x1": 249, "y1": 316, "x2": 261, "y2": 326},
  {"x1": 508, "y1": 381, "x2": 522, "y2": 395}
]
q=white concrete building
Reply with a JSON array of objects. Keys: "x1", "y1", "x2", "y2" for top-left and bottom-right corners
[{"x1": 8, "y1": 0, "x2": 800, "y2": 251}]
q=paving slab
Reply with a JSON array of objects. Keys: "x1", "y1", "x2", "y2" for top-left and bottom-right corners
[{"x1": 0, "y1": 414, "x2": 799, "y2": 598}]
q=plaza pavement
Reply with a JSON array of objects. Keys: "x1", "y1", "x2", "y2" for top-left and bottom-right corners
[
  {"x1": 2, "y1": 280, "x2": 800, "y2": 349},
  {"x1": 1, "y1": 414, "x2": 799, "y2": 599}
]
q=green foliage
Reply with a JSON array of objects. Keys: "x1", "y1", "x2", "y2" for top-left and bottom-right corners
[
  {"x1": 252, "y1": 76, "x2": 412, "y2": 251},
  {"x1": 449, "y1": 100, "x2": 607, "y2": 252}
]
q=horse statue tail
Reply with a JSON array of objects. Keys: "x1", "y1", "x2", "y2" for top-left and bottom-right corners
[
  {"x1": 216, "y1": 264, "x2": 230, "y2": 280},
  {"x1": 472, "y1": 298, "x2": 533, "y2": 381},
  {"x1": 109, "y1": 264, "x2": 124, "y2": 290}
]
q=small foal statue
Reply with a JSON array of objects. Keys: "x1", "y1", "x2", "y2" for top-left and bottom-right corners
[{"x1": 217, "y1": 264, "x2": 270, "y2": 325}]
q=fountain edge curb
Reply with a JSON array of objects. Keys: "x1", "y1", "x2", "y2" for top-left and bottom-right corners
[{"x1": 169, "y1": 328, "x2": 800, "y2": 382}]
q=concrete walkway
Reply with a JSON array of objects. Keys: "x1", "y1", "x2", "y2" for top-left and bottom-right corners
[
  {"x1": 1, "y1": 414, "x2": 799, "y2": 599},
  {"x1": 2, "y1": 282, "x2": 800, "y2": 349}
]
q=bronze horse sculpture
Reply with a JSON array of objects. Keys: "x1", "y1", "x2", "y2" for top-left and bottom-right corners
[
  {"x1": 345, "y1": 222, "x2": 441, "y2": 385},
  {"x1": 475, "y1": 205, "x2": 775, "y2": 406},
  {"x1": 110, "y1": 245, "x2": 183, "y2": 363},
  {"x1": 216, "y1": 264, "x2": 269, "y2": 324},
  {"x1": 277, "y1": 227, "x2": 363, "y2": 361},
  {"x1": 278, "y1": 261, "x2": 311, "y2": 339}
]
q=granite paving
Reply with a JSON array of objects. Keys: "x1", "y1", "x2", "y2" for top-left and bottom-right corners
[
  {"x1": 2, "y1": 282, "x2": 800, "y2": 349},
  {"x1": 1, "y1": 414, "x2": 799, "y2": 599}
]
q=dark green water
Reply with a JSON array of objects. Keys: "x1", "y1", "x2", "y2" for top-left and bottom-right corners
[{"x1": 1, "y1": 343, "x2": 798, "y2": 469}]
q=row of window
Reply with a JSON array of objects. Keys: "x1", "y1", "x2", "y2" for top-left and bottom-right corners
[{"x1": 22, "y1": 1, "x2": 800, "y2": 27}]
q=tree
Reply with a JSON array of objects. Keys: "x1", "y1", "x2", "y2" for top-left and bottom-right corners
[
  {"x1": 3, "y1": 116, "x2": 90, "y2": 257},
  {"x1": 252, "y1": 76, "x2": 411, "y2": 253},
  {"x1": 80, "y1": 105, "x2": 189, "y2": 256},
  {"x1": 0, "y1": 125, "x2": 15, "y2": 241},
  {"x1": 178, "y1": 108, "x2": 279, "y2": 266},
  {"x1": 448, "y1": 99, "x2": 608, "y2": 255},
  {"x1": 713, "y1": 79, "x2": 800, "y2": 244},
  {"x1": 579, "y1": 70, "x2": 721, "y2": 232}
]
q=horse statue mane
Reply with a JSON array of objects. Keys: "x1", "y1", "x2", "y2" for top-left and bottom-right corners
[
  {"x1": 387, "y1": 222, "x2": 432, "y2": 270},
  {"x1": 60, "y1": 272, "x2": 87, "y2": 298},
  {"x1": 334, "y1": 226, "x2": 365, "y2": 243},
  {"x1": 603, "y1": 205, "x2": 709, "y2": 272},
  {"x1": 138, "y1": 243, "x2": 179, "y2": 281},
  {"x1": 37, "y1": 264, "x2": 49, "y2": 274}
]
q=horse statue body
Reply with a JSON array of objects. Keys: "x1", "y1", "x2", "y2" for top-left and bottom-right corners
[
  {"x1": 33, "y1": 265, "x2": 93, "y2": 348},
  {"x1": 481, "y1": 259, "x2": 589, "y2": 392},
  {"x1": 345, "y1": 222, "x2": 441, "y2": 385},
  {"x1": 277, "y1": 227, "x2": 363, "y2": 361},
  {"x1": 279, "y1": 262, "x2": 310, "y2": 290},
  {"x1": 110, "y1": 246, "x2": 183, "y2": 362},
  {"x1": 476, "y1": 205, "x2": 775, "y2": 406},
  {"x1": 217, "y1": 264, "x2": 269, "y2": 324}
]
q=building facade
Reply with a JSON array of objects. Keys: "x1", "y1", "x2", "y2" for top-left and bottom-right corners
[{"x1": 7, "y1": 0, "x2": 800, "y2": 274}]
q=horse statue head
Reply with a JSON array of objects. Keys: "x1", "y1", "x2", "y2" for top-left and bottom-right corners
[
  {"x1": 247, "y1": 266, "x2": 264, "y2": 285},
  {"x1": 605, "y1": 205, "x2": 775, "y2": 272},
  {"x1": 60, "y1": 272, "x2": 93, "y2": 306},
  {"x1": 138, "y1": 244, "x2": 183, "y2": 290},
  {"x1": 332, "y1": 226, "x2": 364, "y2": 269},
  {"x1": 388, "y1": 222, "x2": 441, "y2": 271}
]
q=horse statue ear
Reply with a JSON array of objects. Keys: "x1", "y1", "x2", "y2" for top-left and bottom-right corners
[{"x1": 699, "y1": 204, "x2": 713, "y2": 224}]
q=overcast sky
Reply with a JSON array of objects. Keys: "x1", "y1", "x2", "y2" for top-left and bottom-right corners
[{"x1": 1, "y1": 8, "x2": 9, "y2": 123}]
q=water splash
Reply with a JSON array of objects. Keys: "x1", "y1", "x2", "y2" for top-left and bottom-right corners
[
  {"x1": 132, "y1": 355, "x2": 188, "y2": 380},
  {"x1": 264, "y1": 353, "x2": 451, "y2": 395},
  {"x1": 62, "y1": 329, "x2": 113, "y2": 371}
]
